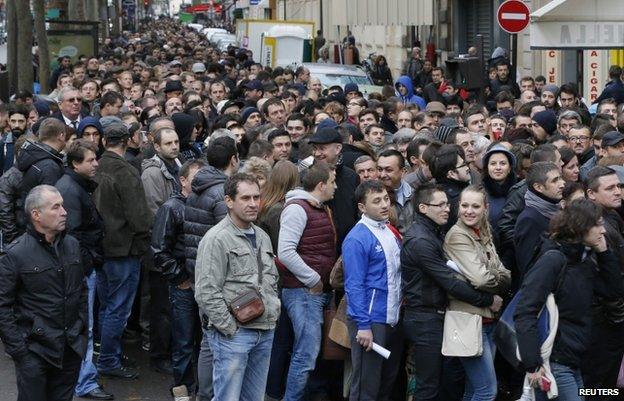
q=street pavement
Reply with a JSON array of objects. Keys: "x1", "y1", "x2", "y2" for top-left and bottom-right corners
[{"x1": 0, "y1": 341, "x2": 175, "y2": 400}]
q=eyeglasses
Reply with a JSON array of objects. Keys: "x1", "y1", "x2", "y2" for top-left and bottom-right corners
[
  {"x1": 455, "y1": 162, "x2": 469, "y2": 170},
  {"x1": 347, "y1": 102, "x2": 362, "y2": 107},
  {"x1": 65, "y1": 97, "x2": 83, "y2": 103},
  {"x1": 569, "y1": 136, "x2": 589, "y2": 143},
  {"x1": 425, "y1": 202, "x2": 449, "y2": 209}
]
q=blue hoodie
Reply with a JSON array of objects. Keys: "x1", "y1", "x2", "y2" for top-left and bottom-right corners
[{"x1": 395, "y1": 75, "x2": 426, "y2": 110}]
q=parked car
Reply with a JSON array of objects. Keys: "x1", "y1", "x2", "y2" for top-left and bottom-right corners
[
  {"x1": 302, "y1": 63, "x2": 384, "y2": 98},
  {"x1": 203, "y1": 27, "x2": 227, "y2": 38}
]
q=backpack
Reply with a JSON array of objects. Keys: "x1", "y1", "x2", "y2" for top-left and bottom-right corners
[{"x1": 493, "y1": 247, "x2": 566, "y2": 371}]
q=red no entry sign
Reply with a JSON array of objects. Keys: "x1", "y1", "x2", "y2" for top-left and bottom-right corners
[{"x1": 497, "y1": 0, "x2": 530, "y2": 34}]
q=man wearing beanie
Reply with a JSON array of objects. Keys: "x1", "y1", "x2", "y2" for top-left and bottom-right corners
[
  {"x1": 540, "y1": 84, "x2": 559, "y2": 110},
  {"x1": 532, "y1": 109, "x2": 557, "y2": 143}
]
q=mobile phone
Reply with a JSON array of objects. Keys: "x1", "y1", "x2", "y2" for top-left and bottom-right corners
[{"x1": 540, "y1": 376, "x2": 551, "y2": 392}]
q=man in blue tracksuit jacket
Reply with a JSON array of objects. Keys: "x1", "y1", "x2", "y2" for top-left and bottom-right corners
[
  {"x1": 395, "y1": 75, "x2": 427, "y2": 110},
  {"x1": 342, "y1": 180, "x2": 403, "y2": 400}
]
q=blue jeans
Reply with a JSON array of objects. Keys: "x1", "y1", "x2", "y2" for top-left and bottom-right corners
[
  {"x1": 460, "y1": 323, "x2": 497, "y2": 401},
  {"x1": 282, "y1": 288, "x2": 330, "y2": 401},
  {"x1": 170, "y1": 285, "x2": 198, "y2": 390},
  {"x1": 209, "y1": 327, "x2": 275, "y2": 401},
  {"x1": 96, "y1": 257, "x2": 141, "y2": 371},
  {"x1": 535, "y1": 362, "x2": 585, "y2": 401},
  {"x1": 75, "y1": 271, "x2": 99, "y2": 396},
  {"x1": 197, "y1": 328, "x2": 214, "y2": 401}
]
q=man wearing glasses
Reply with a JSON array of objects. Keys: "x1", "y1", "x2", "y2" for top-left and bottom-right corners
[
  {"x1": 401, "y1": 182, "x2": 499, "y2": 401},
  {"x1": 568, "y1": 125, "x2": 593, "y2": 166},
  {"x1": 54, "y1": 87, "x2": 87, "y2": 130}
]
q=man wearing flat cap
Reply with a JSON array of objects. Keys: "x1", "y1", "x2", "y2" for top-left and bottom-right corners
[
  {"x1": 308, "y1": 127, "x2": 360, "y2": 250},
  {"x1": 93, "y1": 123, "x2": 152, "y2": 379}
]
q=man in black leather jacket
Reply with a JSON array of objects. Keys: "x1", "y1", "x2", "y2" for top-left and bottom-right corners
[
  {"x1": 0, "y1": 185, "x2": 88, "y2": 401},
  {"x1": 152, "y1": 159, "x2": 206, "y2": 400},
  {"x1": 55, "y1": 139, "x2": 111, "y2": 400},
  {"x1": 401, "y1": 183, "x2": 501, "y2": 401}
]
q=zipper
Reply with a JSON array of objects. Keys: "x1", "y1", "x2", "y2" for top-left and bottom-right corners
[{"x1": 368, "y1": 289, "x2": 376, "y2": 314}]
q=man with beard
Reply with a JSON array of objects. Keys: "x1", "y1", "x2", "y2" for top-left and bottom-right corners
[
  {"x1": 0, "y1": 105, "x2": 29, "y2": 173},
  {"x1": 540, "y1": 84, "x2": 559, "y2": 110},
  {"x1": 490, "y1": 61, "x2": 520, "y2": 98}
]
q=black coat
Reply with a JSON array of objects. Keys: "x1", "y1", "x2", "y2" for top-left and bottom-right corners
[
  {"x1": 55, "y1": 169, "x2": 104, "y2": 275},
  {"x1": 94, "y1": 151, "x2": 152, "y2": 258},
  {"x1": 595, "y1": 209, "x2": 624, "y2": 323},
  {"x1": 326, "y1": 163, "x2": 359, "y2": 252},
  {"x1": 152, "y1": 194, "x2": 188, "y2": 286},
  {"x1": 0, "y1": 166, "x2": 24, "y2": 248},
  {"x1": 16, "y1": 141, "x2": 64, "y2": 206},
  {"x1": 183, "y1": 166, "x2": 228, "y2": 280},
  {"x1": 497, "y1": 179, "x2": 527, "y2": 270},
  {"x1": 515, "y1": 239, "x2": 624, "y2": 371},
  {"x1": 514, "y1": 206, "x2": 551, "y2": 280},
  {"x1": 401, "y1": 213, "x2": 494, "y2": 313},
  {"x1": 0, "y1": 229, "x2": 88, "y2": 368}
]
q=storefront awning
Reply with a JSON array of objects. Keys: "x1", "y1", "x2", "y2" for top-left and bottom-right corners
[{"x1": 530, "y1": 0, "x2": 624, "y2": 49}]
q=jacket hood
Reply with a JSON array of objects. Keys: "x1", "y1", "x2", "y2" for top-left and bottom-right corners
[
  {"x1": 285, "y1": 188, "x2": 319, "y2": 204},
  {"x1": 395, "y1": 75, "x2": 415, "y2": 99},
  {"x1": 77, "y1": 117, "x2": 103, "y2": 138},
  {"x1": 141, "y1": 154, "x2": 163, "y2": 171},
  {"x1": 171, "y1": 112, "x2": 195, "y2": 150},
  {"x1": 491, "y1": 47, "x2": 507, "y2": 60},
  {"x1": 16, "y1": 140, "x2": 64, "y2": 172},
  {"x1": 191, "y1": 165, "x2": 227, "y2": 194}
]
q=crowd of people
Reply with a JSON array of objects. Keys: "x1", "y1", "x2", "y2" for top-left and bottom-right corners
[{"x1": 0, "y1": 16, "x2": 624, "y2": 401}]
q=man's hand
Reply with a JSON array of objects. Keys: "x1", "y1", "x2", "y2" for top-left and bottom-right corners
[
  {"x1": 527, "y1": 366, "x2": 545, "y2": 387},
  {"x1": 489, "y1": 295, "x2": 503, "y2": 313},
  {"x1": 309, "y1": 280, "x2": 323, "y2": 295},
  {"x1": 177, "y1": 280, "x2": 191, "y2": 290},
  {"x1": 591, "y1": 233, "x2": 608, "y2": 253},
  {"x1": 356, "y1": 329, "x2": 374, "y2": 351}
]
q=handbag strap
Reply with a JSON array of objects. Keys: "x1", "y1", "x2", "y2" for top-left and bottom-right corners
[{"x1": 256, "y1": 246, "x2": 263, "y2": 286}]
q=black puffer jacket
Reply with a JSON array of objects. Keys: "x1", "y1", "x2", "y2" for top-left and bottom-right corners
[
  {"x1": 0, "y1": 228, "x2": 88, "y2": 368},
  {"x1": 401, "y1": 213, "x2": 494, "y2": 315},
  {"x1": 55, "y1": 169, "x2": 104, "y2": 275},
  {"x1": 497, "y1": 179, "x2": 527, "y2": 249},
  {"x1": 0, "y1": 166, "x2": 24, "y2": 248},
  {"x1": 184, "y1": 166, "x2": 228, "y2": 280},
  {"x1": 595, "y1": 209, "x2": 624, "y2": 323},
  {"x1": 16, "y1": 141, "x2": 64, "y2": 203},
  {"x1": 515, "y1": 239, "x2": 624, "y2": 371},
  {"x1": 152, "y1": 194, "x2": 188, "y2": 286}
]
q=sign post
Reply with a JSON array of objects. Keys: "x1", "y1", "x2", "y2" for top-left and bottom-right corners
[{"x1": 497, "y1": 1, "x2": 530, "y2": 78}]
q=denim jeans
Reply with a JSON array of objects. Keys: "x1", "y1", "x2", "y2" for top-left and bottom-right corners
[
  {"x1": 96, "y1": 256, "x2": 141, "y2": 371},
  {"x1": 403, "y1": 310, "x2": 445, "y2": 401},
  {"x1": 197, "y1": 328, "x2": 213, "y2": 401},
  {"x1": 535, "y1": 362, "x2": 585, "y2": 401},
  {"x1": 282, "y1": 288, "x2": 330, "y2": 401},
  {"x1": 209, "y1": 327, "x2": 275, "y2": 401},
  {"x1": 75, "y1": 271, "x2": 99, "y2": 396},
  {"x1": 170, "y1": 285, "x2": 198, "y2": 390},
  {"x1": 460, "y1": 323, "x2": 497, "y2": 401},
  {"x1": 266, "y1": 298, "x2": 294, "y2": 399}
]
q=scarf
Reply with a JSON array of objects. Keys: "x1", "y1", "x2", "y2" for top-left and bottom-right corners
[{"x1": 524, "y1": 188, "x2": 561, "y2": 219}]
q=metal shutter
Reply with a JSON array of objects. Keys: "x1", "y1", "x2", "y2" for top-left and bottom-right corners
[{"x1": 465, "y1": 0, "x2": 493, "y2": 57}]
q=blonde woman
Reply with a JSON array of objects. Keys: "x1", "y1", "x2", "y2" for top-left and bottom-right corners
[{"x1": 443, "y1": 186, "x2": 510, "y2": 401}]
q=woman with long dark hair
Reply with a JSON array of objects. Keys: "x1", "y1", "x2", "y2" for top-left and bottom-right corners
[
  {"x1": 514, "y1": 199, "x2": 624, "y2": 400},
  {"x1": 481, "y1": 143, "x2": 518, "y2": 230}
]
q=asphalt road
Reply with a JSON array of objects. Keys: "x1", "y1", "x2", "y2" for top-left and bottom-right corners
[{"x1": 0, "y1": 341, "x2": 175, "y2": 401}]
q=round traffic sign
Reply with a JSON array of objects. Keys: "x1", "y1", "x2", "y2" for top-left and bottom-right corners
[{"x1": 497, "y1": 0, "x2": 530, "y2": 34}]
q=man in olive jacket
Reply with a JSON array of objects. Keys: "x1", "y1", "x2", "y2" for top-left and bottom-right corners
[
  {"x1": 0, "y1": 185, "x2": 87, "y2": 401},
  {"x1": 93, "y1": 123, "x2": 152, "y2": 379},
  {"x1": 195, "y1": 173, "x2": 280, "y2": 401}
]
